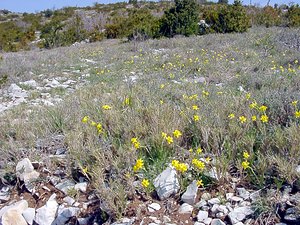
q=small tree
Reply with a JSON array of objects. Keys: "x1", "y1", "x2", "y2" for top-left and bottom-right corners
[{"x1": 159, "y1": 0, "x2": 199, "y2": 37}]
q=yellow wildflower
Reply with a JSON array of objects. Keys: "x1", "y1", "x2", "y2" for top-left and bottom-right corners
[
  {"x1": 171, "y1": 160, "x2": 179, "y2": 168},
  {"x1": 194, "y1": 115, "x2": 200, "y2": 121},
  {"x1": 228, "y1": 113, "x2": 235, "y2": 119},
  {"x1": 124, "y1": 97, "x2": 130, "y2": 105},
  {"x1": 246, "y1": 93, "x2": 251, "y2": 100},
  {"x1": 90, "y1": 121, "x2": 97, "y2": 126},
  {"x1": 260, "y1": 115, "x2": 269, "y2": 123},
  {"x1": 249, "y1": 101, "x2": 257, "y2": 109},
  {"x1": 242, "y1": 161, "x2": 250, "y2": 170},
  {"x1": 173, "y1": 130, "x2": 182, "y2": 138},
  {"x1": 205, "y1": 157, "x2": 211, "y2": 163},
  {"x1": 197, "y1": 179, "x2": 204, "y2": 187},
  {"x1": 131, "y1": 137, "x2": 140, "y2": 149},
  {"x1": 177, "y1": 163, "x2": 188, "y2": 173},
  {"x1": 141, "y1": 179, "x2": 150, "y2": 188},
  {"x1": 259, "y1": 105, "x2": 267, "y2": 112},
  {"x1": 192, "y1": 105, "x2": 199, "y2": 110},
  {"x1": 133, "y1": 159, "x2": 144, "y2": 172},
  {"x1": 196, "y1": 147, "x2": 203, "y2": 154},
  {"x1": 96, "y1": 123, "x2": 103, "y2": 133},
  {"x1": 295, "y1": 111, "x2": 300, "y2": 118},
  {"x1": 251, "y1": 115, "x2": 257, "y2": 121},
  {"x1": 192, "y1": 158, "x2": 205, "y2": 170},
  {"x1": 243, "y1": 151, "x2": 250, "y2": 159},
  {"x1": 189, "y1": 148, "x2": 193, "y2": 152},
  {"x1": 202, "y1": 90, "x2": 209, "y2": 97},
  {"x1": 161, "y1": 132, "x2": 167, "y2": 138},
  {"x1": 160, "y1": 84, "x2": 165, "y2": 89},
  {"x1": 239, "y1": 116, "x2": 247, "y2": 124},
  {"x1": 166, "y1": 136, "x2": 173, "y2": 144},
  {"x1": 291, "y1": 101, "x2": 298, "y2": 107},
  {"x1": 102, "y1": 105, "x2": 112, "y2": 110},
  {"x1": 160, "y1": 100, "x2": 164, "y2": 105},
  {"x1": 82, "y1": 116, "x2": 89, "y2": 123}
]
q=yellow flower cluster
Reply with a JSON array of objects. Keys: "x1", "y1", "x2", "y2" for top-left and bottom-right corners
[
  {"x1": 133, "y1": 158, "x2": 144, "y2": 172},
  {"x1": 192, "y1": 158, "x2": 205, "y2": 171},
  {"x1": 81, "y1": 116, "x2": 103, "y2": 134},
  {"x1": 172, "y1": 160, "x2": 188, "y2": 173},
  {"x1": 141, "y1": 179, "x2": 150, "y2": 188},
  {"x1": 131, "y1": 137, "x2": 140, "y2": 149},
  {"x1": 102, "y1": 105, "x2": 112, "y2": 110},
  {"x1": 242, "y1": 151, "x2": 250, "y2": 170},
  {"x1": 173, "y1": 129, "x2": 182, "y2": 138}
]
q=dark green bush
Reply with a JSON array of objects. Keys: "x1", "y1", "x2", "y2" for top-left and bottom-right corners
[
  {"x1": 287, "y1": 4, "x2": 300, "y2": 27},
  {"x1": 203, "y1": 0, "x2": 250, "y2": 33},
  {"x1": 159, "y1": 0, "x2": 199, "y2": 37}
]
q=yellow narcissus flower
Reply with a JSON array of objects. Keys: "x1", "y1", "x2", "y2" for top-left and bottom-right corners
[
  {"x1": 96, "y1": 123, "x2": 103, "y2": 133},
  {"x1": 259, "y1": 105, "x2": 267, "y2": 112},
  {"x1": 82, "y1": 116, "x2": 89, "y2": 123},
  {"x1": 90, "y1": 121, "x2": 97, "y2": 126},
  {"x1": 260, "y1": 115, "x2": 269, "y2": 123},
  {"x1": 202, "y1": 90, "x2": 209, "y2": 97},
  {"x1": 239, "y1": 116, "x2": 247, "y2": 124},
  {"x1": 291, "y1": 100, "x2": 298, "y2": 107},
  {"x1": 173, "y1": 130, "x2": 182, "y2": 138},
  {"x1": 161, "y1": 132, "x2": 167, "y2": 138},
  {"x1": 243, "y1": 151, "x2": 250, "y2": 159},
  {"x1": 192, "y1": 158, "x2": 205, "y2": 170},
  {"x1": 194, "y1": 115, "x2": 200, "y2": 121},
  {"x1": 131, "y1": 137, "x2": 140, "y2": 149},
  {"x1": 245, "y1": 93, "x2": 251, "y2": 100},
  {"x1": 242, "y1": 161, "x2": 250, "y2": 170},
  {"x1": 196, "y1": 147, "x2": 203, "y2": 154},
  {"x1": 133, "y1": 159, "x2": 144, "y2": 172},
  {"x1": 228, "y1": 113, "x2": 235, "y2": 119},
  {"x1": 166, "y1": 136, "x2": 174, "y2": 144},
  {"x1": 249, "y1": 101, "x2": 257, "y2": 109},
  {"x1": 295, "y1": 111, "x2": 300, "y2": 118},
  {"x1": 123, "y1": 97, "x2": 130, "y2": 105},
  {"x1": 192, "y1": 105, "x2": 199, "y2": 110},
  {"x1": 197, "y1": 179, "x2": 204, "y2": 187},
  {"x1": 251, "y1": 115, "x2": 257, "y2": 121},
  {"x1": 141, "y1": 179, "x2": 150, "y2": 188},
  {"x1": 102, "y1": 105, "x2": 111, "y2": 110}
]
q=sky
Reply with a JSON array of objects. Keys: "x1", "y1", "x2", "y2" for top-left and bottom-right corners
[{"x1": 0, "y1": 0, "x2": 299, "y2": 13}]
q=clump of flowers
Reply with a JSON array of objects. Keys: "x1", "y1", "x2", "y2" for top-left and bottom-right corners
[
  {"x1": 82, "y1": 116, "x2": 89, "y2": 123},
  {"x1": 133, "y1": 158, "x2": 144, "y2": 172},
  {"x1": 260, "y1": 114, "x2": 269, "y2": 123},
  {"x1": 141, "y1": 179, "x2": 150, "y2": 188},
  {"x1": 193, "y1": 115, "x2": 200, "y2": 121},
  {"x1": 173, "y1": 129, "x2": 182, "y2": 138},
  {"x1": 131, "y1": 137, "x2": 140, "y2": 149},
  {"x1": 172, "y1": 160, "x2": 188, "y2": 173},
  {"x1": 239, "y1": 116, "x2": 247, "y2": 124},
  {"x1": 228, "y1": 113, "x2": 235, "y2": 119},
  {"x1": 192, "y1": 158, "x2": 205, "y2": 171},
  {"x1": 242, "y1": 151, "x2": 250, "y2": 170},
  {"x1": 102, "y1": 105, "x2": 112, "y2": 110}
]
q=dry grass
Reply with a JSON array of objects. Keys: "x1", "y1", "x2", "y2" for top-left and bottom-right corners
[{"x1": 1, "y1": 27, "x2": 300, "y2": 218}]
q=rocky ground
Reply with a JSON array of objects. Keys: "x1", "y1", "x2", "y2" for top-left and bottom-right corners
[{"x1": 0, "y1": 152, "x2": 300, "y2": 225}]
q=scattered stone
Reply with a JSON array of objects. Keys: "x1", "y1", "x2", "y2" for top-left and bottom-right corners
[
  {"x1": 0, "y1": 186, "x2": 10, "y2": 203},
  {"x1": 295, "y1": 165, "x2": 300, "y2": 174},
  {"x1": 197, "y1": 211, "x2": 208, "y2": 222},
  {"x1": 178, "y1": 203, "x2": 193, "y2": 214},
  {"x1": 211, "y1": 219, "x2": 226, "y2": 225},
  {"x1": 228, "y1": 206, "x2": 254, "y2": 224},
  {"x1": 22, "y1": 208, "x2": 35, "y2": 225},
  {"x1": 237, "y1": 188, "x2": 250, "y2": 200},
  {"x1": 226, "y1": 193, "x2": 234, "y2": 200},
  {"x1": 203, "y1": 217, "x2": 212, "y2": 225},
  {"x1": 19, "y1": 80, "x2": 38, "y2": 88},
  {"x1": 53, "y1": 205, "x2": 80, "y2": 224},
  {"x1": 49, "y1": 176, "x2": 61, "y2": 186},
  {"x1": 201, "y1": 193, "x2": 211, "y2": 201},
  {"x1": 16, "y1": 158, "x2": 40, "y2": 193},
  {"x1": 0, "y1": 200, "x2": 28, "y2": 225},
  {"x1": 208, "y1": 198, "x2": 220, "y2": 205},
  {"x1": 217, "y1": 205, "x2": 229, "y2": 214},
  {"x1": 181, "y1": 180, "x2": 198, "y2": 205},
  {"x1": 231, "y1": 196, "x2": 244, "y2": 202},
  {"x1": 55, "y1": 179, "x2": 76, "y2": 195},
  {"x1": 284, "y1": 207, "x2": 300, "y2": 223},
  {"x1": 249, "y1": 190, "x2": 261, "y2": 202},
  {"x1": 195, "y1": 223, "x2": 205, "y2": 225},
  {"x1": 234, "y1": 222, "x2": 244, "y2": 225},
  {"x1": 153, "y1": 166, "x2": 180, "y2": 200},
  {"x1": 195, "y1": 199, "x2": 207, "y2": 209},
  {"x1": 148, "y1": 203, "x2": 161, "y2": 212},
  {"x1": 75, "y1": 182, "x2": 88, "y2": 193},
  {"x1": 35, "y1": 194, "x2": 58, "y2": 225},
  {"x1": 63, "y1": 196, "x2": 75, "y2": 206},
  {"x1": 211, "y1": 204, "x2": 220, "y2": 214}
]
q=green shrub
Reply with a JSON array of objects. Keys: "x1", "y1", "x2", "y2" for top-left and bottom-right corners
[
  {"x1": 203, "y1": 0, "x2": 250, "y2": 33},
  {"x1": 159, "y1": 0, "x2": 199, "y2": 37},
  {"x1": 255, "y1": 6, "x2": 282, "y2": 27},
  {"x1": 287, "y1": 4, "x2": 300, "y2": 27}
]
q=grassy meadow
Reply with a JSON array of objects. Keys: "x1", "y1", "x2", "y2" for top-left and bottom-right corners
[{"x1": 1, "y1": 26, "x2": 300, "y2": 219}]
